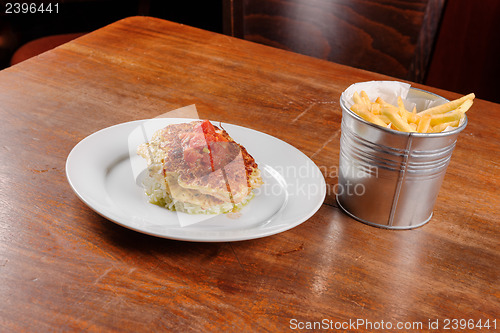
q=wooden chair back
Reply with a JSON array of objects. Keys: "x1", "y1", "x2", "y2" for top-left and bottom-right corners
[{"x1": 223, "y1": 0, "x2": 446, "y2": 82}]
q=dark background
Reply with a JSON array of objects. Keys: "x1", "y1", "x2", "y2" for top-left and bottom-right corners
[
  {"x1": 0, "y1": 0, "x2": 224, "y2": 69},
  {"x1": 0, "y1": 0, "x2": 498, "y2": 103}
]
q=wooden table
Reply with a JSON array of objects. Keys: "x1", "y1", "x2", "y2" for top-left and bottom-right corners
[{"x1": 0, "y1": 17, "x2": 498, "y2": 332}]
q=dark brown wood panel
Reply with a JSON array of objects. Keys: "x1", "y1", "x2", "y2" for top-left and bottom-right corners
[{"x1": 224, "y1": 0, "x2": 445, "y2": 82}]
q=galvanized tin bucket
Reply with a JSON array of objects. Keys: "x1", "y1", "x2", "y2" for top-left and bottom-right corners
[{"x1": 336, "y1": 85, "x2": 467, "y2": 229}]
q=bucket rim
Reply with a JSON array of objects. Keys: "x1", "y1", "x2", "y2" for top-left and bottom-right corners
[{"x1": 340, "y1": 85, "x2": 468, "y2": 138}]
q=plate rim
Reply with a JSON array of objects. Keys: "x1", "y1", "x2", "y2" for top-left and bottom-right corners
[{"x1": 66, "y1": 118, "x2": 326, "y2": 242}]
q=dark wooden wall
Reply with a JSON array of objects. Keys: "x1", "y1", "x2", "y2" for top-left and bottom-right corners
[
  {"x1": 224, "y1": 0, "x2": 445, "y2": 83},
  {"x1": 425, "y1": 0, "x2": 500, "y2": 103}
]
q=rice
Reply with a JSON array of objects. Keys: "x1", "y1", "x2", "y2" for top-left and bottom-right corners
[{"x1": 141, "y1": 164, "x2": 257, "y2": 214}]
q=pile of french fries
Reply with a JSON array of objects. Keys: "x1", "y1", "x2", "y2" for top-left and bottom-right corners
[{"x1": 350, "y1": 91, "x2": 474, "y2": 133}]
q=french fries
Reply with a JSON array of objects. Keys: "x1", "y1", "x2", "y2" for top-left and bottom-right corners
[{"x1": 349, "y1": 91, "x2": 474, "y2": 133}]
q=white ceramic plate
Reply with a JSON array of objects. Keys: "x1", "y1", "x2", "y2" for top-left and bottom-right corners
[{"x1": 66, "y1": 118, "x2": 326, "y2": 242}]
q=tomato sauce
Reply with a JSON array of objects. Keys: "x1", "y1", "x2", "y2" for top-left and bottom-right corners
[{"x1": 179, "y1": 120, "x2": 235, "y2": 172}]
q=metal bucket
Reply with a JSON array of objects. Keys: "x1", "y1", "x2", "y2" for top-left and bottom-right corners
[{"x1": 336, "y1": 86, "x2": 467, "y2": 229}]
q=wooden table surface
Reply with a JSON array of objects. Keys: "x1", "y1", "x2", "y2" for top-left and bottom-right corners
[{"x1": 0, "y1": 16, "x2": 498, "y2": 332}]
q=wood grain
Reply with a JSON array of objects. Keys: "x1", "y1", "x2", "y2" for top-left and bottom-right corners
[
  {"x1": 225, "y1": 0, "x2": 445, "y2": 82},
  {"x1": 0, "y1": 17, "x2": 498, "y2": 332}
]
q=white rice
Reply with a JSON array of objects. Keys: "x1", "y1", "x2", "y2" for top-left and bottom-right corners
[{"x1": 141, "y1": 165, "x2": 256, "y2": 214}]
